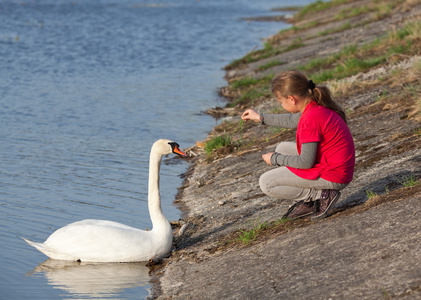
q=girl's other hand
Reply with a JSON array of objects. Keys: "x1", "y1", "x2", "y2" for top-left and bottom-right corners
[
  {"x1": 262, "y1": 152, "x2": 273, "y2": 165},
  {"x1": 241, "y1": 109, "x2": 260, "y2": 122}
]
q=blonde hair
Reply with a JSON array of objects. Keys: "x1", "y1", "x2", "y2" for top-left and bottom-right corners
[{"x1": 271, "y1": 70, "x2": 347, "y2": 123}]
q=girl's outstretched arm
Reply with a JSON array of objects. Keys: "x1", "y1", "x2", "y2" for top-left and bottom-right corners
[
  {"x1": 241, "y1": 109, "x2": 261, "y2": 122},
  {"x1": 261, "y1": 112, "x2": 301, "y2": 128}
]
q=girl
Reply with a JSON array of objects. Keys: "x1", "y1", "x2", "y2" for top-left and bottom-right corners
[{"x1": 241, "y1": 70, "x2": 355, "y2": 220}]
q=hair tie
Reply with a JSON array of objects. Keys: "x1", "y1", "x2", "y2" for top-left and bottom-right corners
[{"x1": 308, "y1": 80, "x2": 316, "y2": 90}]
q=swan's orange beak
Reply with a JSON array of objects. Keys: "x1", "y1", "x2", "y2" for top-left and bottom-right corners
[
  {"x1": 169, "y1": 141, "x2": 188, "y2": 158},
  {"x1": 173, "y1": 145, "x2": 188, "y2": 158}
]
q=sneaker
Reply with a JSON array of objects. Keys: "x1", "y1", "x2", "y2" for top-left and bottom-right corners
[
  {"x1": 282, "y1": 200, "x2": 316, "y2": 220},
  {"x1": 311, "y1": 190, "x2": 341, "y2": 220}
]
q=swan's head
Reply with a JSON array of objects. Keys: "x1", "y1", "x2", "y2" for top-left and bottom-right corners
[{"x1": 153, "y1": 139, "x2": 187, "y2": 158}]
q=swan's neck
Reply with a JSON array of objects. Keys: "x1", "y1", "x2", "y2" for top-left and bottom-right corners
[{"x1": 148, "y1": 149, "x2": 170, "y2": 231}]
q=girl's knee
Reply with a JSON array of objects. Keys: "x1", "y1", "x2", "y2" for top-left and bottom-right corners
[
  {"x1": 259, "y1": 173, "x2": 271, "y2": 195},
  {"x1": 259, "y1": 172, "x2": 284, "y2": 197},
  {"x1": 275, "y1": 142, "x2": 297, "y2": 155}
]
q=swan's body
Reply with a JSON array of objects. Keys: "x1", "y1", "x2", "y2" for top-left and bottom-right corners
[{"x1": 23, "y1": 139, "x2": 187, "y2": 262}]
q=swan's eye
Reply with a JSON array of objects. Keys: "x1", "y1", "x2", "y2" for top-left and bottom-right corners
[{"x1": 168, "y1": 142, "x2": 179, "y2": 151}]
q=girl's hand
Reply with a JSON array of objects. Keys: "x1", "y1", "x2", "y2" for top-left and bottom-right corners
[
  {"x1": 241, "y1": 109, "x2": 260, "y2": 122},
  {"x1": 262, "y1": 152, "x2": 273, "y2": 165}
]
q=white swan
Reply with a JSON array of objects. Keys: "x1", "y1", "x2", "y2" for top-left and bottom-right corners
[{"x1": 23, "y1": 139, "x2": 187, "y2": 262}]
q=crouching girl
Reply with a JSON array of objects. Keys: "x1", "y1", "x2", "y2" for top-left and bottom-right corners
[{"x1": 241, "y1": 70, "x2": 355, "y2": 220}]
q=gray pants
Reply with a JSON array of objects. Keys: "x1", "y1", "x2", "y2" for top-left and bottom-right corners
[{"x1": 259, "y1": 142, "x2": 348, "y2": 202}]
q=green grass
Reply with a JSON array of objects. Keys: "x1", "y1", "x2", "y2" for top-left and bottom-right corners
[
  {"x1": 228, "y1": 74, "x2": 273, "y2": 108},
  {"x1": 203, "y1": 120, "x2": 248, "y2": 160},
  {"x1": 223, "y1": 1, "x2": 421, "y2": 117},
  {"x1": 335, "y1": 5, "x2": 370, "y2": 20},
  {"x1": 231, "y1": 77, "x2": 259, "y2": 89},
  {"x1": 296, "y1": 0, "x2": 350, "y2": 19},
  {"x1": 398, "y1": 172, "x2": 420, "y2": 187},
  {"x1": 300, "y1": 20, "x2": 421, "y2": 83},
  {"x1": 227, "y1": 0, "x2": 416, "y2": 71},
  {"x1": 366, "y1": 190, "x2": 378, "y2": 199},
  {"x1": 269, "y1": 127, "x2": 287, "y2": 135},
  {"x1": 373, "y1": 2, "x2": 393, "y2": 20},
  {"x1": 226, "y1": 37, "x2": 304, "y2": 71},
  {"x1": 236, "y1": 218, "x2": 268, "y2": 245},
  {"x1": 285, "y1": 37, "x2": 305, "y2": 51},
  {"x1": 258, "y1": 60, "x2": 286, "y2": 71},
  {"x1": 225, "y1": 19, "x2": 421, "y2": 111},
  {"x1": 231, "y1": 74, "x2": 272, "y2": 89},
  {"x1": 376, "y1": 90, "x2": 388, "y2": 102},
  {"x1": 233, "y1": 217, "x2": 292, "y2": 246},
  {"x1": 204, "y1": 134, "x2": 232, "y2": 156},
  {"x1": 297, "y1": 0, "x2": 404, "y2": 22},
  {"x1": 382, "y1": 287, "x2": 391, "y2": 299},
  {"x1": 318, "y1": 21, "x2": 352, "y2": 36},
  {"x1": 226, "y1": 46, "x2": 285, "y2": 70},
  {"x1": 230, "y1": 89, "x2": 268, "y2": 107}
]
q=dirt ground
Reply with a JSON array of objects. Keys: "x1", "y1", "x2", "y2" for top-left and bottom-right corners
[{"x1": 150, "y1": 1, "x2": 421, "y2": 299}]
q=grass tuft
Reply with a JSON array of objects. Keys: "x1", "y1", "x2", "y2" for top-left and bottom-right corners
[
  {"x1": 204, "y1": 134, "x2": 232, "y2": 157},
  {"x1": 259, "y1": 60, "x2": 286, "y2": 71},
  {"x1": 366, "y1": 190, "x2": 378, "y2": 199},
  {"x1": 236, "y1": 218, "x2": 268, "y2": 245},
  {"x1": 398, "y1": 172, "x2": 420, "y2": 187}
]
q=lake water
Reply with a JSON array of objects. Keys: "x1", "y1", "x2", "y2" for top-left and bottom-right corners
[{"x1": 0, "y1": 0, "x2": 312, "y2": 298}]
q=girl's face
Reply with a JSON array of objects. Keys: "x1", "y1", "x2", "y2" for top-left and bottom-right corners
[{"x1": 276, "y1": 93, "x2": 299, "y2": 113}]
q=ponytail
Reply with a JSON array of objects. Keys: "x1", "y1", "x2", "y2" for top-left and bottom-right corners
[
  {"x1": 271, "y1": 70, "x2": 347, "y2": 123},
  {"x1": 311, "y1": 86, "x2": 347, "y2": 123}
]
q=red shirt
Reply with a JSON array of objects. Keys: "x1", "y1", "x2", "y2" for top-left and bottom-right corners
[{"x1": 287, "y1": 101, "x2": 355, "y2": 184}]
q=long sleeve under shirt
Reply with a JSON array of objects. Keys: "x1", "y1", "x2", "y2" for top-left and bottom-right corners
[{"x1": 260, "y1": 112, "x2": 317, "y2": 169}]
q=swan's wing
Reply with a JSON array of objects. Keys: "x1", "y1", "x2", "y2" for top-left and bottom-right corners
[{"x1": 68, "y1": 219, "x2": 140, "y2": 230}]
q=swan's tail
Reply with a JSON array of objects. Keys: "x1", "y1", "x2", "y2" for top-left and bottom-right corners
[{"x1": 22, "y1": 237, "x2": 51, "y2": 258}]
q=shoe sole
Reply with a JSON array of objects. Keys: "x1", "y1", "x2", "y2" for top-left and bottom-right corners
[
  {"x1": 311, "y1": 191, "x2": 341, "y2": 220},
  {"x1": 288, "y1": 211, "x2": 314, "y2": 220},
  {"x1": 282, "y1": 211, "x2": 314, "y2": 221},
  {"x1": 282, "y1": 201, "x2": 314, "y2": 221}
]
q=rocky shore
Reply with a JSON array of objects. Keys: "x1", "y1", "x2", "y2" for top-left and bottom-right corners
[{"x1": 151, "y1": 0, "x2": 421, "y2": 299}]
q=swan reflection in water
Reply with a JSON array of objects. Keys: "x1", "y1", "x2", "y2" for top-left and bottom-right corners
[{"x1": 28, "y1": 259, "x2": 151, "y2": 298}]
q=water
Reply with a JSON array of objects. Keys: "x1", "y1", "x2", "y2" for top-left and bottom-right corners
[{"x1": 0, "y1": 0, "x2": 312, "y2": 298}]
